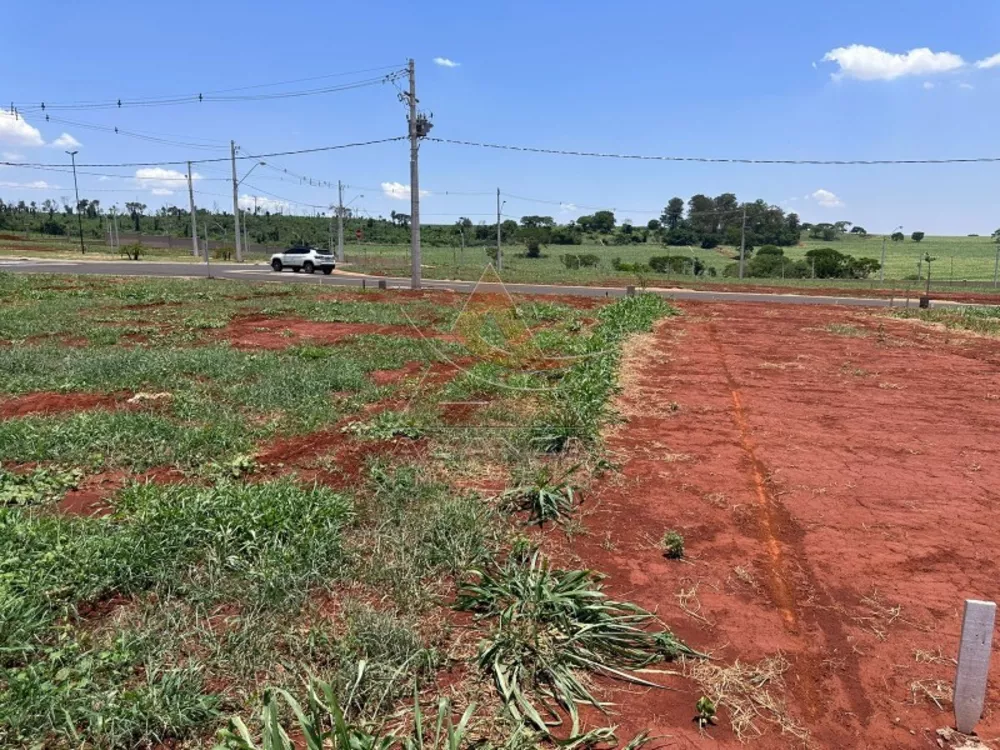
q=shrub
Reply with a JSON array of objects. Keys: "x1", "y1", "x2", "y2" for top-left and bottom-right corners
[
  {"x1": 561, "y1": 254, "x2": 599, "y2": 270},
  {"x1": 648, "y1": 255, "x2": 689, "y2": 274},
  {"x1": 662, "y1": 530, "x2": 684, "y2": 559},
  {"x1": 757, "y1": 245, "x2": 783, "y2": 256},
  {"x1": 39, "y1": 219, "x2": 65, "y2": 236},
  {"x1": 610, "y1": 258, "x2": 648, "y2": 273},
  {"x1": 120, "y1": 242, "x2": 143, "y2": 261}
]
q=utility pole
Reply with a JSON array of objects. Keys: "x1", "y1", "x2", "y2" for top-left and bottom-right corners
[
  {"x1": 337, "y1": 180, "x2": 345, "y2": 263},
  {"x1": 496, "y1": 188, "x2": 502, "y2": 271},
  {"x1": 230, "y1": 140, "x2": 242, "y2": 262},
  {"x1": 187, "y1": 162, "x2": 199, "y2": 259},
  {"x1": 407, "y1": 58, "x2": 421, "y2": 289},
  {"x1": 243, "y1": 210, "x2": 249, "y2": 256},
  {"x1": 994, "y1": 243, "x2": 999, "y2": 288},
  {"x1": 67, "y1": 150, "x2": 84, "y2": 254},
  {"x1": 738, "y1": 204, "x2": 747, "y2": 279}
]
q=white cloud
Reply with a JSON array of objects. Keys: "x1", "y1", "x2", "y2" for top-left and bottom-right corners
[
  {"x1": 959, "y1": 82, "x2": 975, "y2": 90},
  {"x1": 50, "y1": 132, "x2": 81, "y2": 149},
  {"x1": 809, "y1": 189, "x2": 843, "y2": 208},
  {"x1": 381, "y1": 181, "x2": 429, "y2": 200},
  {"x1": 98, "y1": 175, "x2": 111, "y2": 181},
  {"x1": 822, "y1": 44, "x2": 965, "y2": 81},
  {"x1": 559, "y1": 202, "x2": 577, "y2": 212},
  {"x1": 0, "y1": 179, "x2": 58, "y2": 189},
  {"x1": 2, "y1": 152, "x2": 23, "y2": 161},
  {"x1": 239, "y1": 193, "x2": 290, "y2": 214},
  {"x1": 135, "y1": 167, "x2": 199, "y2": 194},
  {"x1": 975, "y1": 52, "x2": 1000, "y2": 69},
  {"x1": 433, "y1": 57, "x2": 460, "y2": 68},
  {"x1": 922, "y1": 81, "x2": 935, "y2": 90},
  {"x1": 0, "y1": 111, "x2": 44, "y2": 147}
]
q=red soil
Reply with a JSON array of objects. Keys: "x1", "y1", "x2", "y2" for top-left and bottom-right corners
[
  {"x1": 0, "y1": 391, "x2": 124, "y2": 419},
  {"x1": 556, "y1": 302, "x2": 1000, "y2": 747},
  {"x1": 369, "y1": 359, "x2": 468, "y2": 387},
  {"x1": 220, "y1": 314, "x2": 457, "y2": 350},
  {"x1": 57, "y1": 466, "x2": 186, "y2": 517}
]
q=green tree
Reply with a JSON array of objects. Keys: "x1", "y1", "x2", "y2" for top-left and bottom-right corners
[
  {"x1": 805, "y1": 247, "x2": 850, "y2": 277},
  {"x1": 911, "y1": 231, "x2": 925, "y2": 242},
  {"x1": 124, "y1": 202, "x2": 147, "y2": 232},
  {"x1": 662, "y1": 198, "x2": 684, "y2": 230},
  {"x1": 647, "y1": 219, "x2": 661, "y2": 231},
  {"x1": 891, "y1": 231, "x2": 905, "y2": 242},
  {"x1": 591, "y1": 210, "x2": 616, "y2": 233},
  {"x1": 850, "y1": 226, "x2": 867, "y2": 235},
  {"x1": 519, "y1": 215, "x2": 555, "y2": 229}
]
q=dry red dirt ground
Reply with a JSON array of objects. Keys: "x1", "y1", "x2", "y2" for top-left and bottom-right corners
[
  {"x1": 559, "y1": 302, "x2": 1000, "y2": 748},
  {"x1": 220, "y1": 315, "x2": 458, "y2": 350},
  {"x1": 0, "y1": 391, "x2": 126, "y2": 418}
]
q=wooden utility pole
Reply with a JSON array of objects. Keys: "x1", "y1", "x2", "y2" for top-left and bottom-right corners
[{"x1": 187, "y1": 162, "x2": 199, "y2": 259}]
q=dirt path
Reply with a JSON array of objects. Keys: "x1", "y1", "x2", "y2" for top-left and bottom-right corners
[{"x1": 564, "y1": 302, "x2": 1000, "y2": 747}]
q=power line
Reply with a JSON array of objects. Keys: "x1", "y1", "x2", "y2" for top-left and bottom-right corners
[
  {"x1": 429, "y1": 137, "x2": 1000, "y2": 166},
  {"x1": 12, "y1": 67, "x2": 406, "y2": 113},
  {"x1": 39, "y1": 115, "x2": 228, "y2": 151},
  {"x1": 0, "y1": 136, "x2": 407, "y2": 169}
]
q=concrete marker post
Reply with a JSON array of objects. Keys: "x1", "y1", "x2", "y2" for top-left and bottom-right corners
[{"x1": 954, "y1": 599, "x2": 996, "y2": 734}]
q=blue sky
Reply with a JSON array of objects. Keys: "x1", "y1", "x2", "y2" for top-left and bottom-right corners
[{"x1": 2, "y1": 0, "x2": 1000, "y2": 234}]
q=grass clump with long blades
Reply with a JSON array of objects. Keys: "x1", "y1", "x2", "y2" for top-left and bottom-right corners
[
  {"x1": 456, "y1": 553, "x2": 700, "y2": 738},
  {"x1": 500, "y1": 464, "x2": 579, "y2": 525},
  {"x1": 217, "y1": 671, "x2": 475, "y2": 750}
]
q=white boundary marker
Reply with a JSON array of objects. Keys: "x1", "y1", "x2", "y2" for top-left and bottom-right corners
[{"x1": 955, "y1": 599, "x2": 996, "y2": 734}]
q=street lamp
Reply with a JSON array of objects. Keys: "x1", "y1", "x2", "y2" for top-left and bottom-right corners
[
  {"x1": 66, "y1": 150, "x2": 84, "y2": 254},
  {"x1": 880, "y1": 224, "x2": 902, "y2": 283}
]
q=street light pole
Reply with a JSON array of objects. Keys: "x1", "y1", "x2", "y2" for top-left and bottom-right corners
[{"x1": 66, "y1": 150, "x2": 84, "y2": 254}]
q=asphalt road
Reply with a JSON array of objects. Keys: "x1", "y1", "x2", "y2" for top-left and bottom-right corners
[{"x1": 0, "y1": 257, "x2": 958, "y2": 308}]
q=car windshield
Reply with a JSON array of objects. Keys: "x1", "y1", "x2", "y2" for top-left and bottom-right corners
[{"x1": 313, "y1": 250, "x2": 332, "y2": 256}]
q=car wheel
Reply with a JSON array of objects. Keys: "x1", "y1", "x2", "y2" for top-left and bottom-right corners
[
  {"x1": 271, "y1": 259, "x2": 283, "y2": 272},
  {"x1": 292, "y1": 266, "x2": 301, "y2": 273},
  {"x1": 303, "y1": 261, "x2": 315, "y2": 274},
  {"x1": 322, "y1": 268, "x2": 333, "y2": 275}
]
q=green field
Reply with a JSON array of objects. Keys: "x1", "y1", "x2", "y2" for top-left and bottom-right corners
[
  {"x1": 0, "y1": 272, "x2": 694, "y2": 748},
  {"x1": 4, "y1": 232, "x2": 999, "y2": 292}
]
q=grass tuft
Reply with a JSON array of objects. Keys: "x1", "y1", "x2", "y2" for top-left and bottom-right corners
[{"x1": 456, "y1": 553, "x2": 699, "y2": 738}]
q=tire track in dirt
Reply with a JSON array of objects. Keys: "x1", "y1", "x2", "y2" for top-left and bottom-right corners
[
  {"x1": 705, "y1": 317, "x2": 873, "y2": 730},
  {"x1": 709, "y1": 321, "x2": 798, "y2": 631}
]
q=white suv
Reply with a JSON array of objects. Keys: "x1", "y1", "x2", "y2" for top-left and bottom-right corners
[{"x1": 270, "y1": 247, "x2": 336, "y2": 275}]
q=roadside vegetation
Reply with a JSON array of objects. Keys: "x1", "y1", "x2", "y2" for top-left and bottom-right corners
[
  {"x1": 0, "y1": 272, "x2": 683, "y2": 748},
  {"x1": 4, "y1": 195, "x2": 1000, "y2": 288}
]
